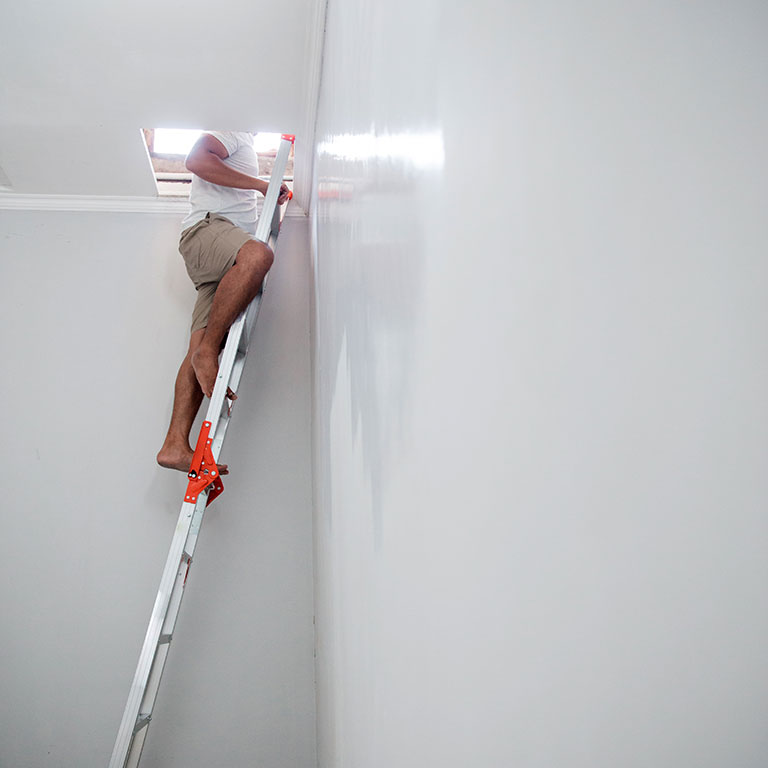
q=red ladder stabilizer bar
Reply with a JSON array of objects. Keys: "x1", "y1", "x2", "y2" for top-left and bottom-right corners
[{"x1": 185, "y1": 421, "x2": 224, "y2": 506}]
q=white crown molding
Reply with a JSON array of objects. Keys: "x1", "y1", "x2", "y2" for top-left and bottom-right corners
[
  {"x1": 0, "y1": 193, "x2": 307, "y2": 217},
  {"x1": 0, "y1": 194, "x2": 189, "y2": 213}
]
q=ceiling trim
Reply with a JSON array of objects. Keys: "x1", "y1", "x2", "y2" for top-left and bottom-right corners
[
  {"x1": 0, "y1": 194, "x2": 189, "y2": 213},
  {"x1": 0, "y1": 193, "x2": 306, "y2": 217}
]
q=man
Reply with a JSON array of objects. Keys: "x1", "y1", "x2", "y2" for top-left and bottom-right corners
[{"x1": 156, "y1": 130, "x2": 290, "y2": 474}]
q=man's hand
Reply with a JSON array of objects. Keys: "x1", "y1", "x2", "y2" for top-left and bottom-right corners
[{"x1": 255, "y1": 180, "x2": 291, "y2": 203}]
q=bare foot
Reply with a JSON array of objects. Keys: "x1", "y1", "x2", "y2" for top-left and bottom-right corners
[
  {"x1": 191, "y1": 346, "x2": 220, "y2": 398},
  {"x1": 157, "y1": 444, "x2": 229, "y2": 476}
]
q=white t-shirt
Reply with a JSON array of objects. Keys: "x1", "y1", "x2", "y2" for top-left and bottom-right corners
[{"x1": 181, "y1": 131, "x2": 260, "y2": 234}]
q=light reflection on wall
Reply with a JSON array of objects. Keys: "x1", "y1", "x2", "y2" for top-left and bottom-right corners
[
  {"x1": 317, "y1": 131, "x2": 445, "y2": 170},
  {"x1": 314, "y1": 128, "x2": 439, "y2": 544}
]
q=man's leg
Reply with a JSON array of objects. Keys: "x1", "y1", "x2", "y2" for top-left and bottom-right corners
[
  {"x1": 156, "y1": 329, "x2": 229, "y2": 474},
  {"x1": 191, "y1": 239, "x2": 274, "y2": 397}
]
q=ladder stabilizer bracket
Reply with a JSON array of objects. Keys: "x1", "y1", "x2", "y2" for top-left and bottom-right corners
[
  {"x1": 133, "y1": 715, "x2": 151, "y2": 735},
  {"x1": 206, "y1": 476, "x2": 224, "y2": 507},
  {"x1": 184, "y1": 421, "x2": 224, "y2": 505}
]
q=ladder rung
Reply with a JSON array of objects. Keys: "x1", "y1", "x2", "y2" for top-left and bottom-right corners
[{"x1": 133, "y1": 715, "x2": 151, "y2": 735}]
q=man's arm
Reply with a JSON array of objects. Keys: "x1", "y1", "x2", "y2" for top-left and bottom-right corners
[{"x1": 186, "y1": 134, "x2": 290, "y2": 202}]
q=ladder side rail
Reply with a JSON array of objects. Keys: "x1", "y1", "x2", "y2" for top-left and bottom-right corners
[
  {"x1": 125, "y1": 727, "x2": 148, "y2": 768},
  {"x1": 208, "y1": 357, "x2": 245, "y2": 460},
  {"x1": 131, "y1": 494, "x2": 205, "y2": 749},
  {"x1": 202, "y1": 228, "x2": 275, "y2": 441},
  {"x1": 210, "y1": 232, "x2": 278, "y2": 454},
  {"x1": 242, "y1": 230, "x2": 278, "y2": 348},
  {"x1": 239, "y1": 294, "x2": 263, "y2": 353},
  {"x1": 140, "y1": 564, "x2": 186, "y2": 707},
  {"x1": 204, "y1": 139, "x2": 290, "y2": 441},
  {"x1": 203, "y1": 312, "x2": 246, "y2": 439},
  {"x1": 208, "y1": 132, "x2": 289, "y2": 403},
  {"x1": 181, "y1": 495, "x2": 210, "y2": 567},
  {"x1": 208, "y1": 243, "x2": 273, "y2": 457},
  {"x1": 109, "y1": 500, "x2": 201, "y2": 767},
  {"x1": 224, "y1": 353, "x2": 248, "y2": 403},
  {"x1": 205, "y1": 228, "x2": 280, "y2": 472},
  {"x1": 254, "y1": 136, "x2": 292, "y2": 244},
  {"x1": 115, "y1": 492, "x2": 212, "y2": 768},
  {"x1": 270, "y1": 196, "x2": 282, "y2": 238}
]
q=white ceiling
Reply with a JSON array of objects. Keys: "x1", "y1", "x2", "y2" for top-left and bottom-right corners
[{"x1": 0, "y1": 0, "x2": 324, "y2": 208}]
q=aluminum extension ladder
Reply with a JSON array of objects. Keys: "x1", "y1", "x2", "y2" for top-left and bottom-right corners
[{"x1": 108, "y1": 133, "x2": 295, "y2": 768}]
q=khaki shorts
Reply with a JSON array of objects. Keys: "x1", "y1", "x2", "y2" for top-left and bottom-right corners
[{"x1": 179, "y1": 214, "x2": 254, "y2": 333}]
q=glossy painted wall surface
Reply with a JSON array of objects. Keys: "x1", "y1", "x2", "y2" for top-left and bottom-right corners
[{"x1": 311, "y1": 2, "x2": 768, "y2": 766}]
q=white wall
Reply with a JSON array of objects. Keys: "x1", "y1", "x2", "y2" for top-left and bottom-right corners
[
  {"x1": 0, "y1": 209, "x2": 315, "y2": 767},
  {"x1": 0, "y1": 0, "x2": 324, "y2": 205},
  {"x1": 310, "y1": 2, "x2": 768, "y2": 767}
]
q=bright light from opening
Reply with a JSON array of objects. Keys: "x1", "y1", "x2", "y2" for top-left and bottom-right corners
[
  {"x1": 252, "y1": 133, "x2": 282, "y2": 152},
  {"x1": 153, "y1": 129, "x2": 202, "y2": 155},
  {"x1": 152, "y1": 129, "x2": 283, "y2": 155}
]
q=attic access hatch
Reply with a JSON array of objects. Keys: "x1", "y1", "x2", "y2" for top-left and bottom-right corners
[{"x1": 142, "y1": 128, "x2": 294, "y2": 197}]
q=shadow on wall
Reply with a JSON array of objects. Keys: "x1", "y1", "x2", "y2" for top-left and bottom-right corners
[{"x1": 314, "y1": 159, "x2": 434, "y2": 548}]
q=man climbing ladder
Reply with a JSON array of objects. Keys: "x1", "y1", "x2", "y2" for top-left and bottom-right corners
[
  {"x1": 109, "y1": 132, "x2": 294, "y2": 768},
  {"x1": 157, "y1": 130, "x2": 290, "y2": 475}
]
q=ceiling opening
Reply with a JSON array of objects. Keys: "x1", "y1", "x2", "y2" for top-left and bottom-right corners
[{"x1": 142, "y1": 128, "x2": 294, "y2": 197}]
